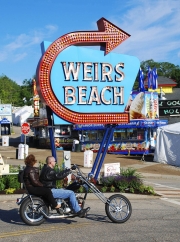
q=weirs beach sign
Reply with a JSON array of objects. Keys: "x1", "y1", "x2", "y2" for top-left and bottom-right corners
[{"x1": 36, "y1": 18, "x2": 140, "y2": 124}]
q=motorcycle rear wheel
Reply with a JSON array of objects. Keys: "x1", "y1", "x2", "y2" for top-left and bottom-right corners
[
  {"x1": 20, "y1": 196, "x2": 49, "y2": 226},
  {"x1": 105, "y1": 194, "x2": 132, "y2": 223}
]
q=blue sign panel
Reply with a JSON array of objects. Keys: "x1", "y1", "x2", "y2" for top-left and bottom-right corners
[{"x1": 41, "y1": 42, "x2": 140, "y2": 124}]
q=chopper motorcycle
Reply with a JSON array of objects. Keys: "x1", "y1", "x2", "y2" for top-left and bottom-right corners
[{"x1": 17, "y1": 164, "x2": 132, "y2": 226}]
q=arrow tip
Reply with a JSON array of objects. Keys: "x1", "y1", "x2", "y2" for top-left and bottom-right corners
[{"x1": 97, "y1": 18, "x2": 130, "y2": 55}]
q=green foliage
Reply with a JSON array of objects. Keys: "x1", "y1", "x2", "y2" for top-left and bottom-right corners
[
  {"x1": 0, "y1": 177, "x2": 6, "y2": 191},
  {"x1": 4, "y1": 175, "x2": 20, "y2": 190},
  {"x1": 0, "y1": 75, "x2": 33, "y2": 106},
  {"x1": 110, "y1": 185, "x2": 115, "y2": 192},
  {"x1": 38, "y1": 161, "x2": 45, "y2": 171},
  {"x1": 0, "y1": 174, "x2": 20, "y2": 192},
  {"x1": 88, "y1": 188, "x2": 93, "y2": 193},
  {"x1": 101, "y1": 186, "x2": 108, "y2": 192},
  {"x1": 100, "y1": 176, "x2": 115, "y2": 187},
  {"x1": 142, "y1": 185, "x2": 155, "y2": 195},
  {"x1": 56, "y1": 179, "x2": 63, "y2": 188},
  {"x1": 78, "y1": 185, "x2": 85, "y2": 193},
  {"x1": 55, "y1": 160, "x2": 66, "y2": 188},
  {"x1": 100, "y1": 167, "x2": 155, "y2": 195},
  {"x1": 114, "y1": 177, "x2": 129, "y2": 192},
  {"x1": 4, "y1": 188, "x2": 16, "y2": 194},
  {"x1": 120, "y1": 167, "x2": 142, "y2": 178},
  {"x1": 9, "y1": 165, "x2": 20, "y2": 173},
  {"x1": 133, "y1": 59, "x2": 180, "y2": 90}
]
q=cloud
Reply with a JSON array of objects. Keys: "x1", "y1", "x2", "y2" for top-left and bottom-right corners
[
  {"x1": 45, "y1": 24, "x2": 58, "y2": 33},
  {"x1": 14, "y1": 52, "x2": 27, "y2": 62},
  {"x1": 0, "y1": 52, "x2": 7, "y2": 61},
  {"x1": 112, "y1": 0, "x2": 180, "y2": 64},
  {"x1": 0, "y1": 24, "x2": 58, "y2": 63}
]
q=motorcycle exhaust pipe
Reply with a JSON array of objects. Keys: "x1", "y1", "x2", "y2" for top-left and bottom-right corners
[{"x1": 38, "y1": 209, "x2": 76, "y2": 219}]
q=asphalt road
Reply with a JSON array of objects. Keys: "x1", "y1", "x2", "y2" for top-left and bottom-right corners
[{"x1": 0, "y1": 196, "x2": 180, "y2": 242}]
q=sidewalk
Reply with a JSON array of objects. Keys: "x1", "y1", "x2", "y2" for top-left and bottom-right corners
[
  {"x1": 1, "y1": 125, "x2": 180, "y2": 177},
  {"x1": 1, "y1": 145, "x2": 180, "y2": 178},
  {"x1": 1, "y1": 142, "x2": 180, "y2": 201}
]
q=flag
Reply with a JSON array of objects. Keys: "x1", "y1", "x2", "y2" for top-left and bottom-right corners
[
  {"x1": 152, "y1": 68, "x2": 158, "y2": 90},
  {"x1": 139, "y1": 68, "x2": 144, "y2": 91},
  {"x1": 148, "y1": 67, "x2": 152, "y2": 88}
]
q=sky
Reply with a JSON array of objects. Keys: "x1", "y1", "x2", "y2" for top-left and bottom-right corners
[{"x1": 0, "y1": 0, "x2": 180, "y2": 85}]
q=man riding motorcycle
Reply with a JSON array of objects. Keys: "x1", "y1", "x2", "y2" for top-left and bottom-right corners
[{"x1": 40, "y1": 156, "x2": 89, "y2": 217}]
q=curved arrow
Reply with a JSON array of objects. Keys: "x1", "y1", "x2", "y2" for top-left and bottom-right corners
[{"x1": 37, "y1": 17, "x2": 130, "y2": 124}]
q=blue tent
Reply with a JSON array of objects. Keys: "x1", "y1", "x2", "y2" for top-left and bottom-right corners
[
  {"x1": 0, "y1": 118, "x2": 11, "y2": 135},
  {"x1": 0, "y1": 118, "x2": 11, "y2": 124}
]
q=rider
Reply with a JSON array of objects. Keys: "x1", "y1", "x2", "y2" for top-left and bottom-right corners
[
  {"x1": 23, "y1": 154, "x2": 60, "y2": 209},
  {"x1": 39, "y1": 156, "x2": 89, "y2": 218}
]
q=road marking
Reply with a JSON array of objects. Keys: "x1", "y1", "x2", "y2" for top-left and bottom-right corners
[
  {"x1": 144, "y1": 181, "x2": 180, "y2": 190},
  {"x1": 160, "y1": 197, "x2": 180, "y2": 206},
  {"x1": 0, "y1": 222, "x2": 92, "y2": 239}
]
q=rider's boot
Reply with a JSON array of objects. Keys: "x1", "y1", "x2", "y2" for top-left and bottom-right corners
[
  {"x1": 56, "y1": 208, "x2": 64, "y2": 215},
  {"x1": 77, "y1": 207, "x2": 90, "y2": 218}
]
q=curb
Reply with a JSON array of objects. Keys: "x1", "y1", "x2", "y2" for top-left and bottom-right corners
[{"x1": 0, "y1": 192, "x2": 159, "y2": 202}]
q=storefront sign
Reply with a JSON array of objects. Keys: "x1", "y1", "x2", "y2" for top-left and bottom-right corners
[
  {"x1": 125, "y1": 91, "x2": 159, "y2": 120},
  {"x1": 104, "y1": 163, "x2": 120, "y2": 176},
  {"x1": 73, "y1": 120, "x2": 168, "y2": 130},
  {"x1": 159, "y1": 100, "x2": 180, "y2": 116},
  {"x1": 159, "y1": 100, "x2": 180, "y2": 108},
  {"x1": 37, "y1": 18, "x2": 140, "y2": 124},
  {"x1": 159, "y1": 108, "x2": 180, "y2": 116},
  {"x1": 0, "y1": 104, "x2": 12, "y2": 116}
]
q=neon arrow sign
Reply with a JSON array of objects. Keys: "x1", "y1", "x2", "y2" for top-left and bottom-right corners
[{"x1": 37, "y1": 18, "x2": 131, "y2": 124}]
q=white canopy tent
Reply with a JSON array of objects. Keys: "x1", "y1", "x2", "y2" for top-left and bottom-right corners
[{"x1": 154, "y1": 122, "x2": 180, "y2": 167}]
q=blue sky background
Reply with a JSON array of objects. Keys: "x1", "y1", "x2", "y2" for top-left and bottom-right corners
[{"x1": 0, "y1": 0, "x2": 180, "y2": 85}]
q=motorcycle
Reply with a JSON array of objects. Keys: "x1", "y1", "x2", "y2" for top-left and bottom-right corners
[{"x1": 16, "y1": 164, "x2": 132, "y2": 226}]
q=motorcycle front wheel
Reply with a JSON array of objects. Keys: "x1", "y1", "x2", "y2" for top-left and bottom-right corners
[
  {"x1": 105, "y1": 194, "x2": 132, "y2": 223},
  {"x1": 19, "y1": 196, "x2": 49, "y2": 226}
]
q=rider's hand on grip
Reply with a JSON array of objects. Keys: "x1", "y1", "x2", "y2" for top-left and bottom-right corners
[{"x1": 71, "y1": 165, "x2": 77, "y2": 170}]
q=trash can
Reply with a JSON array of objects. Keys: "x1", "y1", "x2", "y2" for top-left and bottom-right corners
[
  {"x1": 84, "y1": 150, "x2": 93, "y2": 167},
  {"x1": 72, "y1": 140, "x2": 80, "y2": 152},
  {"x1": 16, "y1": 148, "x2": 18, "y2": 159},
  {"x1": 75, "y1": 143, "x2": 81, "y2": 152},
  {"x1": 2, "y1": 136, "x2": 9, "y2": 146},
  {"x1": 18, "y1": 143, "x2": 29, "y2": 159}
]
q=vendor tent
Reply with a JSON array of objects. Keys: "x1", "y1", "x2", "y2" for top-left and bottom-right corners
[
  {"x1": 0, "y1": 118, "x2": 11, "y2": 135},
  {"x1": 154, "y1": 122, "x2": 180, "y2": 167},
  {"x1": 0, "y1": 118, "x2": 11, "y2": 124}
]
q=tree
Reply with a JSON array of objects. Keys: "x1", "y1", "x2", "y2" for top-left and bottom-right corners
[
  {"x1": 0, "y1": 75, "x2": 33, "y2": 106},
  {"x1": 20, "y1": 79, "x2": 33, "y2": 106},
  {"x1": 0, "y1": 75, "x2": 21, "y2": 105},
  {"x1": 133, "y1": 60, "x2": 180, "y2": 89}
]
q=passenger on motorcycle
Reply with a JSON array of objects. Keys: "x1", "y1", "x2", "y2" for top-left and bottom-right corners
[
  {"x1": 23, "y1": 154, "x2": 61, "y2": 209},
  {"x1": 40, "y1": 156, "x2": 89, "y2": 217}
]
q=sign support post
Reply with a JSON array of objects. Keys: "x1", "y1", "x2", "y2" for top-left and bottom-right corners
[
  {"x1": 90, "y1": 124, "x2": 116, "y2": 181},
  {"x1": 21, "y1": 122, "x2": 30, "y2": 159}
]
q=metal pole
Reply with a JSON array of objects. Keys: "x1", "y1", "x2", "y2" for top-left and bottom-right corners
[
  {"x1": 94, "y1": 125, "x2": 115, "y2": 181},
  {"x1": 24, "y1": 135, "x2": 26, "y2": 159},
  {"x1": 91, "y1": 126, "x2": 110, "y2": 174},
  {"x1": 49, "y1": 127, "x2": 57, "y2": 161}
]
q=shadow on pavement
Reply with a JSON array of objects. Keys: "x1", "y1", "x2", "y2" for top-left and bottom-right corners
[{"x1": 0, "y1": 208, "x2": 25, "y2": 226}]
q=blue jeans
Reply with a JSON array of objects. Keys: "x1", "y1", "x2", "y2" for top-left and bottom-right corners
[{"x1": 51, "y1": 188, "x2": 81, "y2": 213}]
